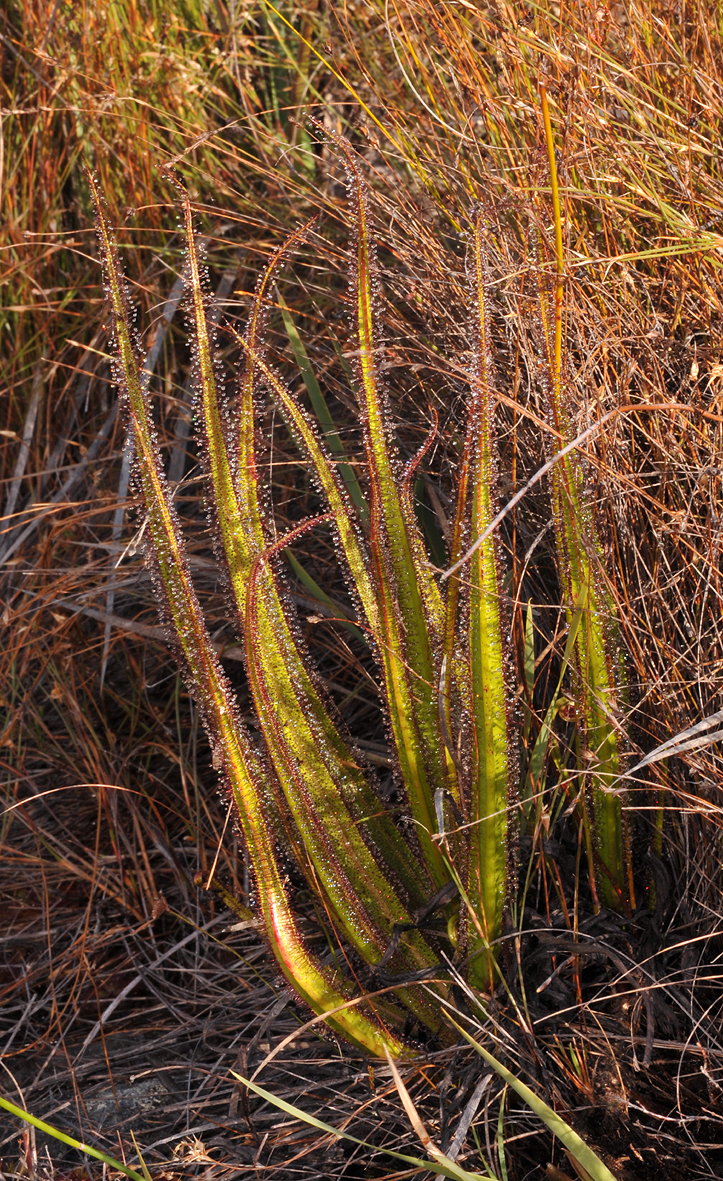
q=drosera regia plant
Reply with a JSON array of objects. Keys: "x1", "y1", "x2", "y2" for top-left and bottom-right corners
[
  {"x1": 87, "y1": 107, "x2": 632, "y2": 1059},
  {"x1": 537, "y1": 86, "x2": 632, "y2": 915}
]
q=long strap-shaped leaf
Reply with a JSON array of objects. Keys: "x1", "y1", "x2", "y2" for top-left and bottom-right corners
[
  {"x1": 539, "y1": 90, "x2": 631, "y2": 912},
  {"x1": 309, "y1": 119, "x2": 452, "y2": 887},
  {"x1": 245, "y1": 520, "x2": 446, "y2": 1034},
  {"x1": 88, "y1": 171, "x2": 407, "y2": 1058},
  {"x1": 235, "y1": 211, "x2": 317, "y2": 553},
  {"x1": 399, "y1": 413, "x2": 448, "y2": 649},
  {"x1": 230, "y1": 329, "x2": 435, "y2": 911},
  {"x1": 465, "y1": 214, "x2": 512, "y2": 988},
  {"x1": 179, "y1": 187, "x2": 437, "y2": 940},
  {"x1": 401, "y1": 419, "x2": 465, "y2": 806}
]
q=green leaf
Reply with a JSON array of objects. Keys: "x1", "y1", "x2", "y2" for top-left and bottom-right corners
[
  {"x1": 277, "y1": 290, "x2": 367, "y2": 518},
  {"x1": 285, "y1": 548, "x2": 365, "y2": 643},
  {"x1": 465, "y1": 212, "x2": 512, "y2": 987},
  {"x1": 310, "y1": 117, "x2": 453, "y2": 887},
  {"x1": 413, "y1": 477, "x2": 448, "y2": 569},
  {"x1": 497, "y1": 1086, "x2": 509, "y2": 1181},
  {"x1": 523, "y1": 597, "x2": 584, "y2": 823},
  {"x1": 243, "y1": 522, "x2": 444, "y2": 1034},
  {"x1": 233, "y1": 1073, "x2": 498, "y2": 1181},
  {"x1": 539, "y1": 92, "x2": 630, "y2": 913},
  {"x1": 129, "y1": 1132, "x2": 153, "y2": 1181},
  {"x1": 179, "y1": 187, "x2": 436, "y2": 967},
  {"x1": 524, "y1": 600, "x2": 535, "y2": 702},
  {"x1": 88, "y1": 168, "x2": 411, "y2": 1059},
  {"x1": 446, "y1": 1017, "x2": 618, "y2": 1181},
  {"x1": 231, "y1": 325, "x2": 442, "y2": 916},
  {"x1": 0, "y1": 1095, "x2": 147, "y2": 1181}
]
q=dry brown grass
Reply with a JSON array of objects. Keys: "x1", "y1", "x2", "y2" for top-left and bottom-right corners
[{"x1": 3, "y1": 1, "x2": 723, "y2": 1177}]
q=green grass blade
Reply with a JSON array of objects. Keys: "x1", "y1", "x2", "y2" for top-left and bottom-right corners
[
  {"x1": 129, "y1": 1132, "x2": 153, "y2": 1181},
  {"x1": 412, "y1": 476, "x2": 448, "y2": 569},
  {"x1": 285, "y1": 548, "x2": 365, "y2": 643},
  {"x1": 400, "y1": 417, "x2": 448, "y2": 647},
  {"x1": 523, "y1": 599, "x2": 584, "y2": 823},
  {"x1": 277, "y1": 290, "x2": 368, "y2": 517},
  {"x1": 447, "y1": 1018, "x2": 618, "y2": 1181},
  {"x1": 0, "y1": 1096, "x2": 146, "y2": 1181},
  {"x1": 497, "y1": 1086, "x2": 509, "y2": 1181},
  {"x1": 233, "y1": 1073, "x2": 498, "y2": 1181},
  {"x1": 524, "y1": 600, "x2": 535, "y2": 704}
]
